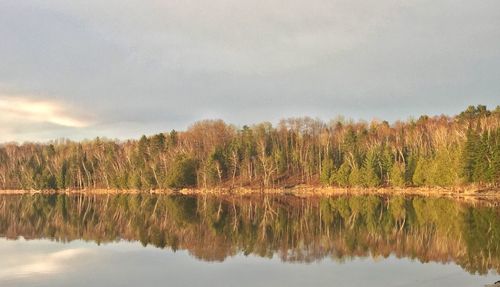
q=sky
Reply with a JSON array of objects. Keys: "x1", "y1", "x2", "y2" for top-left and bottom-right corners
[
  {"x1": 0, "y1": 238, "x2": 496, "y2": 287},
  {"x1": 0, "y1": 0, "x2": 499, "y2": 143}
]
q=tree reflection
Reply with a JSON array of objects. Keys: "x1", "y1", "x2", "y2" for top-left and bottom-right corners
[{"x1": 0, "y1": 194, "x2": 498, "y2": 274}]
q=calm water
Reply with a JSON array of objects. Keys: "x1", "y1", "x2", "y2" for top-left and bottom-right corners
[{"x1": 0, "y1": 194, "x2": 498, "y2": 287}]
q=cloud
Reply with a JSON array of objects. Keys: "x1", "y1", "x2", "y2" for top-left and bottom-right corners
[
  {"x1": 0, "y1": 95, "x2": 90, "y2": 128},
  {"x1": 0, "y1": 0, "x2": 498, "y2": 142},
  {"x1": 0, "y1": 248, "x2": 92, "y2": 280}
]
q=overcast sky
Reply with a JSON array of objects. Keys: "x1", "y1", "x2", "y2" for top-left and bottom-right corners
[{"x1": 0, "y1": 0, "x2": 499, "y2": 142}]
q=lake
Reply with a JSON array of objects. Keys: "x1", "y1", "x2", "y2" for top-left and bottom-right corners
[{"x1": 0, "y1": 193, "x2": 498, "y2": 287}]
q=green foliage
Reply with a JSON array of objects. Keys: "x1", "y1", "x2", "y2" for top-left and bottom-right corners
[
  {"x1": 150, "y1": 133, "x2": 166, "y2": 155},
  {"x1": 405, "y1": 153, "x2": 418, "y2": 184},
  {"x1": 56, "y1": 160, "x2": 69, "y2": 189},
  {"x1": 492, "y1": 130, "x2": 500, "y2": 184},
  {"x1": 349, "y1": 165, "x2": 364, "y2": 187},
  {"x1": 331, "y1": 161, "x2": 351, "y2": 187},
  {"x1": 429, "y1": 148, "x2": 460, "y2": 186},
  {"x1": 390, "y1": 162, "x2": 406, "y2": 187},
  {"x1": 128, "y1": 171, "x2": 142, "y2": 190},
  {"x1": 43, "y1": 171, "x2": 57, "y2": 190},
  {"x1": 362, "y1": 150, "x2": 381, "y2": 187},
  {"x1": 166, "y1": 156, "x2": 198, "y2": 188},
  {"x1": 380, "y1": 147, "x2": 393, "y2": 184},
  {"x1": 320, "y1": 158, "x2": 334, "y2": 185},
  {"x1": 462, "y1": 128, "x2": 480, "y2": 182},
  {"x1": 462, "y1": 128, "x2": 499, "y2": 184},
  {"x1": 0, "y1": 106, "x2": 498, "y2": 190},
  {"x1": 203, "y1": 148, "x2": 228, "y2": 187},
  {"x1": 412, "y1": 157, "x2": 429, "y2": 186},
  {"x1": 473, "y1": 132, "x2": 492, "y2": 183},
  {"x1": 168, "y1": 130, "x2": 178, "y2": 147},
  {"x1": 458, "y1": 105, "x2": 491, "y2": 122}
]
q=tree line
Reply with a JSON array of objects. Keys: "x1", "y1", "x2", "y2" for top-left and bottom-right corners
[{"x1": 0, "y1": 105, "x2": 498, "y2": 190}]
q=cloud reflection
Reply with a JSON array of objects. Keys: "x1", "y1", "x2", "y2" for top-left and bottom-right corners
[{"x1": 0, "y1": 246, "x2": 91, "y2": 280}]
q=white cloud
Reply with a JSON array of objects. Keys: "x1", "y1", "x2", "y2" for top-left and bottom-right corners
[{"x1": 0, "y1": 96, "x2": 89, "y2": 128}]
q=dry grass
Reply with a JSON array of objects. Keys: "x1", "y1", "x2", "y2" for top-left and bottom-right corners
[{"x1": 0, "y1": 186, "x2": 498, "y2": 202}]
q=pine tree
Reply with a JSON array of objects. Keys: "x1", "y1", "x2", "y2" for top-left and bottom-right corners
[
  {"x1": 320, "y1": 158, "x2": 334, "y2": 185},
  {"x1": 332, "y1": 161, "x2": 351, "y2": 187},
  {"x1": 380, "y1": 146, "x2": 394, "y2": 185},
  {"x1": 491, "y1": 129, "x2": 500, "y2": 185},
  {"x1": 389, "y1": 162, "x2": 406, "y2": 187},
  {"x1": 462, "y1": 128, "x2": 479, "y2": 182},
  {"x1": 412, "y1": 157, "x2": 428, "y2": 186},
  {"x1": 128, "y1": 171, "x2": 142, "y2": 190},
  {"x1": 473, "y1": 132, "x2": 491, "y2": 183},
  {"x1": 362, "y1": 150, "x2": 381, "y2": 187},
  {"x1": 405, "y1": 153, "x2": 417, "y2": 184},
  {"x1": 167, "y1": 155, "x2": 197, "y2": 188},
  {"x1": 57, "y1": 160, "x2": 68, "y2": 189},
  {"x1": 349, "y1": 165, "x2": 364, "y2": 187},
  {"x1": 431, "y1": 149, "x2": 459, "y2": 187}
]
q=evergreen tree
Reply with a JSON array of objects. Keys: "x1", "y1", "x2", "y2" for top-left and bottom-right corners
[
  {"x1": 57, "y1": 160, "x2": 68, "y2": 189},
  {"x1": 462, "y1": 128, "x2": 479, "y2": 182},
  {"x1": 380, "y1": 146, "x2": 394, "y2": 185},
  {"x1": 389, "y1": 162, "x2": 406, "y2": 187},
  {"x1": 166, "y1": 156, "x2": 197, "y2": 188},
  {"x1": 349, "y1": 165, "x2": 364, "y2": 187},
  {"x1": 412, "y1": 157, "x2": 428, "y2": 186},
  {"x1": 492, "y1": 129, "x2": 500, "y2": 185},
  {"x1": 473, "y1": 132, "x2": 491, "y2": 183},
  {"x1": 362, "y1": 150, "x2": 381, "y2": 187},
  {"x1": 320, "y1": 158, "x2": 334, "y2": 185},
  {"x1": 128, "y1": 171, "x2": 142, "y2": 190},
  {"x1": 0, "y1": 105, "x2": 498, "y2": 190},
  {"x1": 430, "y1": 149, "x2": 459, "y2": 187},
  {"x1": 332, "y1": 161, "x2": 351, "y2": 187}
]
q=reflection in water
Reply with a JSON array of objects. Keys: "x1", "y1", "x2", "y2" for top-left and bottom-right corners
[
  {"x1": 0, "y1": 194, "x2": 499, "y2": 275},
  {"x1": 0, "y1": 246, "x2": 91, "y2": 280}
]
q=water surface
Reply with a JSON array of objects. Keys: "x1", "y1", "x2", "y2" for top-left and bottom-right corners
[{"x1": 0, "y1": 194, "x2": 498, "y2": 286}]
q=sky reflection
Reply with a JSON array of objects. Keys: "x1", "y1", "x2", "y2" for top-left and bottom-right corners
[{"x1": 0, "y1": 238, "x2": 497, "y2": 287}]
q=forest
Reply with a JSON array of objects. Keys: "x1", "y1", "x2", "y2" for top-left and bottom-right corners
[{"x1": 0, "y1": 105, "x2": 498, "y2": 190}]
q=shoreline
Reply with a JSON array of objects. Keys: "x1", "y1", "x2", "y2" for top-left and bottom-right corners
[{"x1": 0, "y1": 186, "x2": 499, "y2": 200}]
